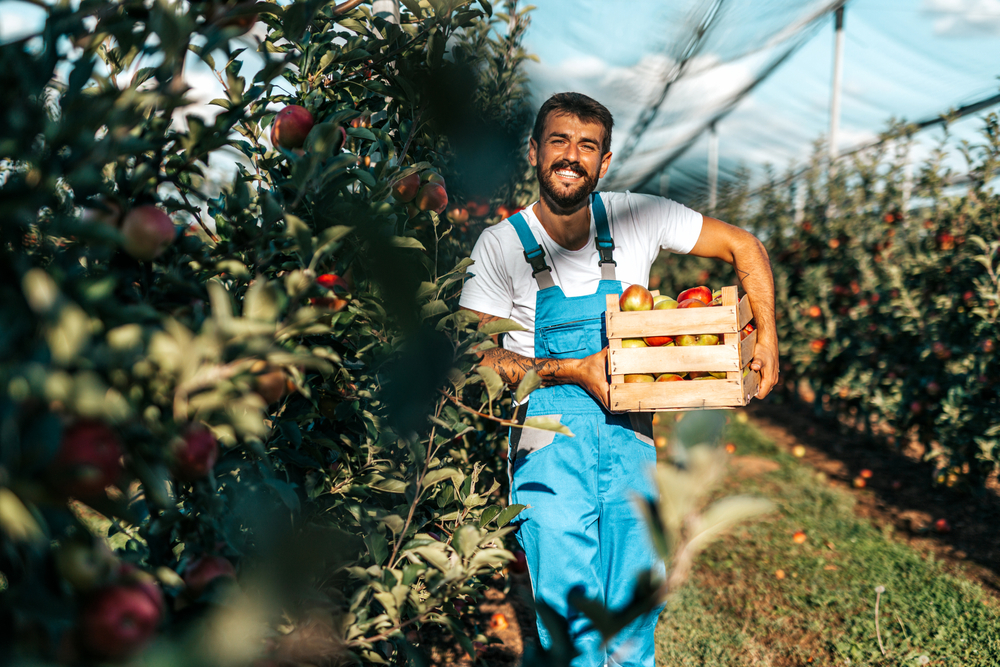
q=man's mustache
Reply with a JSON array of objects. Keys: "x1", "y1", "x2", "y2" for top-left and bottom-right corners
[{"x1": 550, "y1": 160, "x2": 587, "y2": 175}]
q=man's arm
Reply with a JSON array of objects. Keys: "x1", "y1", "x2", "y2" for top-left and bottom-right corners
[
  {"x1": 688, "y1": 216, "x2": 780, "y2": 398},
  {"x1": 461, "y1": 309, "x2": 613, "y2": 411}
]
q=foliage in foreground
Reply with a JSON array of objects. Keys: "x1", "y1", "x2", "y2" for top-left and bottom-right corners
[
  {"x1": 653, "y1": 118, "x2": 1000, "y2": 490},
  {"x1": 0, "y1": 1, "x2": 542, "y2": 664}
]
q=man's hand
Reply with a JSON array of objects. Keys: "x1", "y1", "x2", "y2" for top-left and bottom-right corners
[
  {"x1": 570, "y1": 347, "x2": 613, "y2": 411},
  {"x1": 750, "y1": 335, "x2": 779, "y2": 399}
]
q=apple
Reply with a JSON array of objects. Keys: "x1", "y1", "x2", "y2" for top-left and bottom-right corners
[
  {"x1": 490, "y1": 612, "x2": 509, "y2": 631},
  {"x1": 619, "y1": 284, "x2": 653, "y2": 311},
  {"x1": 809, "y1": 339, "x2": 826, "y2": 354},
  {"x1": 251, "y1": 360, "x2": 290, "y2": 405},
  {"x1": 859, "y1": 469, "x2": 873, "y2": 479},
  {"x1": 171, "y1": 426, "x2": 219, "y2": 482},
  {"x1": 675, "y1": 334, "x2": 698, "y2": 346},
  {"x1": 654, "y1": 436, "x2": 668, "y2": 448},
  {"x1": 121, "y1": 205, "x2": 177, "y2": 261},
  {"x1": 655, "y1": 374, "x2": 684, "y2": 382},
  {"x1": 792, "y1": 445, "x2": 806, "y2": 458},
  {"x1": 446, "y1": 205, "x2": 469, "y2": 224},
  {"x1": 677, "y1": 286, "x2": 712, "y2": 304},
  {"x1": 309, "y1": 296, "x2": 348, "y2": 312},
  {"x1": 78, "y1": 583, "x2": 162, "y2": 660},
  {"x1": 724, "y1": 443, "x2": 736, "y2": 454},
  {"x1": 677, "y1": 298, "x2": 707, "y2": 309},
  {"x1": 852, "y1": 476, "x2": 866, "y2": 488},
  {"x1": 117, "y1": 563, "x2": 165, "y2": 613},
  {"x1": 620, "y1": 338, "x2": 647, "y2": 348},
  {"x1": 509, "y1": 550, "x2": 528, "y2": 574},
  {"x1": 316, "y1": 273, "x2": 349, "y2": 293},
  {"x1": 792, "y1": 530, "x2": 807, "y2": 544},
  {"x1": 623, "y1": 374, "x2": 655, "y2": 383},
  {"x1": 422, "y1": 171, "x2": 446, "y2": 188},
  {"x1": 808, "y1": 305, "x2": 822, "y2": 318},
  {"x1": 183, "y1": 555, "x2": 237, "y2": 597},
  {"x1": 740, "y1": 323, "x2": 755, "y2": 340},
  {"x1": 697, "y1": 334, "x2": 720, "y2": 345},
  {"x1": 270, "y1": 105, "x2": 314, "y2": 149},
  {"x1": 496, "y1": 204, "x2": 523, "y2": 219},
  {"x1": 55, "y1": 539, "x2": 118, "y2": 592},
  {"x1": 644, "y1": 334, "x2": 673, "y2": 347},
  {"x1": 466, "y1": 199, "x2": 491, "y2": 218},
  {"x1": 391, "y1": 172, "x2": 421, "y2": 203},
  {"x1": 653, "y1": 296, "x2": 678, "y2": 309},
  {"x1": 416, "y1": 182, "x2": 448, "y2": 214},
  {"x1": 708, "y1": 372, "x2": 728, "y2": 379},
  {"x1": 686, "y1": 371, "x2": 708, "y2": 379},
  {"x1": 934, "y1": 518, "x2": 951, "y2": 533},
  {"x1": 48, "y1": 420, "x2": 123, "y2": 500}
]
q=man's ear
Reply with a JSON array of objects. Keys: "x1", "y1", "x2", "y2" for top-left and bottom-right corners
[
  {"x1": 528, "y1": 138, "x2": 538, "y2": 167},
  {"x1": 598, "y1": 150, "x2": 613, "y2": 179}
]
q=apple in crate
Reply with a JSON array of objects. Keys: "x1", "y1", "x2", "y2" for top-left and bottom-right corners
[
  {"x1": 624, "y1": 374, "x2": 655, "y2": 383},
  {"x1": 677, "y1": 286, "x2": 712, "y2": 304},
  {"x1": 619, "y1": 285, "x2": 653, "y2": 311},
  {"x1": 656, "y1": 374, "x2": 684, "y2": 382}
]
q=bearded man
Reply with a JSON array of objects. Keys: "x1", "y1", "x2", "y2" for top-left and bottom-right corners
[{"x1": 459, "y1": 92, "x2": 779, "y2": 667}]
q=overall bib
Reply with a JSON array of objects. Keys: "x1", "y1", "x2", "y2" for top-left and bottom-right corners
[{"x1": 507, "y1": 194, "x2": 664, "y2": 667}]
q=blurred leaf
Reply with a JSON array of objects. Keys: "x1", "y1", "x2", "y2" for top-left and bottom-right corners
[
  {"x1": 366, "y1": 531, "x2": 389, "y2": 565},
  {"x1": 475, "y1": 366, "x2": 504, "y2": 402},
  {"x1": 523, "y1": 416, "x2": 573, "y2": 437},
  {"x1": 263, "y1": 478, "x2": 301, "y2": 512},
  {"x1": 479, "y1": 317, "x2": 526, "y2": 335},
  {"x1": 515, "y1": 369, "x2": 541, "y2": 403},
  {"x1": 0, "y1": 488, "x2": 45, "y2": 545}
]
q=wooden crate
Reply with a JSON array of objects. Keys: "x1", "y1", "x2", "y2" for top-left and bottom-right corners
[{"x1": 606, "y1": 285, "x2": 760, "y2": 411}]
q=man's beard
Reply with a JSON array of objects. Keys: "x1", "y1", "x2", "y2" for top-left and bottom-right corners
[{"x1": 537, "y1": 160, "x2": 599, "y2": 213}]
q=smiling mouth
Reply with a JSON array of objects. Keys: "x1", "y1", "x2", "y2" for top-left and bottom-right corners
[{"x1": 553, "y1": 168, "x2": 583, "y2": 181}]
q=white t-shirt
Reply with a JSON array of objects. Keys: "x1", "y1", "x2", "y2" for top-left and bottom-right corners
[{"x1": 459, "y1": 191, "x2": 703, "y2": 358}]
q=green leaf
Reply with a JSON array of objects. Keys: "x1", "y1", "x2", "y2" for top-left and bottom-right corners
[
  {"x1": 285, "y1": 213, "x2": 314, "y2": 260},
  {"x1": 391, "y1": 236, "x2": 426, "y2": 251},
  {"x1": 0, "y1": 488, "x2": 45, "y2": 545},
  {"x1": 452, "y1": 524, "x2": 481, "y2": 558},
  {"x1": 370, "y1": 478, "x2": 408, "y2": 494},
  {"x1": 424, "y1": 468, "x2": 461, "y2": 487},
  {"x1": 263, "y1": 478, "x2": 301, "y2": 512},
  {"x1": 244, "y1": 278, "x2": 280, "y2": 322},
  {"x1": 475, "y1": 366, "x2": 504, "y2": 402},
  {"x1": 478, "y1": 504, "x2": 501, "y2": 528},
  {"x1": 514, "y1": 369, "x2": 541, "y2": 403},
  {"x1": 479, "y1": 318, "x2": 526, "y2": 335},
  {"x1": 365, "y1": 531, "x2": 389, "y2": 565},
  {"x1": 523, "y1": 416, "x2": 574, "y2": 437},
  {"x1": 400, "y1": 0, "x2": 423, "y2": 17},
  {"x1": 493, "y1": 503, "x2": 525, "y2": 528}
]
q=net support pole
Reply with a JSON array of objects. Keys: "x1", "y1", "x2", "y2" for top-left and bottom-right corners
[
  {"x1": 708, "y1": 122, "x2": 719, "y2": 213},
  {"x1": 828, "y1": 6, "x2": 845, "y2": 167}
]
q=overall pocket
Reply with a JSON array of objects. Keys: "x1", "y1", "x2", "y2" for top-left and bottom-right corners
[{"x1": 538, "y1": 318, "x2": 602, "y2": 357}]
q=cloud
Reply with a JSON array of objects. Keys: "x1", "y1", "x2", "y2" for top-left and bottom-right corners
[{"x1": 922, "y1": 0, "x2": 1000, "y2": 36}]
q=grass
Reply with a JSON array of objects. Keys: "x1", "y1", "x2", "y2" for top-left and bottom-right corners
[{"x1": 652, "y1": 412, "x2": 1000, "y2": 667}]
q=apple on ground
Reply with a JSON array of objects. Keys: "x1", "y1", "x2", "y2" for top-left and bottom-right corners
[
  {"x1": 48, "y1": 420, "x2": 123, "y2": 500},
  {"x1": 78, "y1": 583, "x2": 162, "y2": 661},
  {"x1": 171, "y1": 426, "x2": 219, "y2": 482},
  {"x1": 792, "y1": 530, "x2": 807, "y2": 544},
  {"x1": 270, "y1": 105, "x2": 314, "y2": 149},
  {"x1": 392, "y1": 172, "x2": 421, "y2": 203},
  {"x1": 623, "y1": 374, "x2": 655, "y2": 383},
  {"x1": 121, "y1": 205, "x2": 177, "y2": 261},
  {"x1": 416, "y1": 182, "x2": 448, "y2": 213},
  {"x1": 182, "y1": 555, "x2": 237, "y2": 598},
  {"x1": 619, "y1": 284, "x2": 654, "y2": 311},
  {"x1": 677, "y1": 286, "x2": 712, "y2": 304}
]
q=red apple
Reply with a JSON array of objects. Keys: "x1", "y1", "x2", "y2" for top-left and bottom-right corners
[
  {"x1": 78, "y1": 584, "x2": 162, "y2": 660},
  {"x1": 48, "y1": 420, "x2": 123, "y2": 500},
  {"x1": 619, "y1": 285, "x2": 653, "y2": 311},
  {"x1": 270, "y1": 105, "x2": 314, "y2": 149},
  {"x1": 934, "y1": 518, "x2": 951, "y2": 533},
  {"x1": 416, "y1": 182, "x2": 448, "y2": 214},
  {"x1": 316, "y1": 273, "x2": 349, "y2": 293},
  {"x1": 171, "y1": 426, "x2": 219, "y2": 482},
  {"x1": 740, "y1": 323, "x2": 755, "y2": 340},
  {"x1": 623, "y1": 374, "x2": 655, "y2": 383},
  {"x1": 792, "y1": 530, "x2": 807, "y2": 544},
  {"x1": 445, "y1": 205, "x2": 469, "y2": 224},
  {"x1": 309, "y1": 296, "x2": 348, "y2": 312},
  {"x1": 656, "y1": 374, "x2": 684, "y2": 382},
  {"x1": 809, "y1": 339, "x2": 826, "y2": 354},
  {"x1": 466, "y1": 199, "x2": 491, "y2": 218},
  {"x1": 677, "y1": 286, "x2": 712, "y2": 304},
  {"x1": 392, "y1": 172, "x2": 421, "y2": 203},
  {"x1": 677, "y1": 298, "x2": 707, "y2": 309},
  {"x1": 644, "y1": 334, "x2": 673, "y2": 347},
  {"x1": 183, "y1": 555, "x2": 237, "y2": 597},
  {"x1": 121, "y1": 205, "x2": 177, "y2": 261}
]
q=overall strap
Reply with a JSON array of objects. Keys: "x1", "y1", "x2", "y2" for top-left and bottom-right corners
[
  {"x1": 591, "y1": 193, "x2": 616, "y2": 281},
  {"x1": 508, "y1": 211, "x2": 555, "y2": 289}
]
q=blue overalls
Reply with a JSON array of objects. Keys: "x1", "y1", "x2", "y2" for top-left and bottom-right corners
[{"x1": 507, "y1": 194, "x2": 664, "y2": 667}]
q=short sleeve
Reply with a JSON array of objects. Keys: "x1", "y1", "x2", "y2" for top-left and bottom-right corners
[
  {"x1": 458, "y1": 228, "x2": 515, "y2": 318},
  {"x1": 623, "y1": 192, "x2": 703, "y2": 255}
]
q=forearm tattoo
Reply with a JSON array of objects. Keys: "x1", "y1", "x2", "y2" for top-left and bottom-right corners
[{"x1": 481, "y1": 347, "x2": 566, "y2": 386}]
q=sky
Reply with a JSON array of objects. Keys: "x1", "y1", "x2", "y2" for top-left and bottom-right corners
[{"x1": 2, "y1": 0, "x2": 999, "y2": 204}]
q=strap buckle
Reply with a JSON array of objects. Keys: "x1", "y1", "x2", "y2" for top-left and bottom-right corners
[
  {"x1": 523, "y1": 247, "x2": 551, "y2": 277},
  {"x1": 596, "y1": 238, "x2": 616, "y2": 266}
]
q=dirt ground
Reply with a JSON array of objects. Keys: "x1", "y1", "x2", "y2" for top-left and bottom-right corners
[{"x1": 427, "y1": 399, "x2": 1000, "y2": 666}]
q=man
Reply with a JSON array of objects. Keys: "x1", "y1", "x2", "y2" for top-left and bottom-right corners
[{"x1": 459, "y1": 92, "x2": 778, "y2": 667}]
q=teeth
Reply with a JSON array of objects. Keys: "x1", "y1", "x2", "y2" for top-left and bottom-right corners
[{"x1": 555, "y1": 170, "x2": 581, "y2": 178}]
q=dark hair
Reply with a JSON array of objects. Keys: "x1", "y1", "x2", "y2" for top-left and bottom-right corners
[{"x1": 532, "y1": 92, "x2": 614, "y2": 156}]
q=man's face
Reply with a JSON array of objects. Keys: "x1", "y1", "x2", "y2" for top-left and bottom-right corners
[{"x1": 529, "y1": 112, "x2": 612, "y2": 214}]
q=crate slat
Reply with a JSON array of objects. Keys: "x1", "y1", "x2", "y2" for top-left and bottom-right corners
[
  {"x1": 610, "y1": 380, "x2": 744, "y2": 412},
  {"x1": 609, "y1": 345, "x2": 740, "y2": 375},
  {"x1": 742, "y1": 368, "x2": 760, "y2": 404},
  {"x1": 739, "y1": 328, "x2": 757, "y2": 369},
  {"x1": 606, "y1": 306, "x2": 739, "y2": 338},
  {"x1": 722, "y1": 287, "x2": 740, "y2": 383},
  {"x1": 737, "y1": 293, "x2": 754, "y2": 330},
  {"x1": 605, "y1": 294, "x2": 624, "y2": 386}
]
